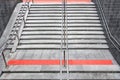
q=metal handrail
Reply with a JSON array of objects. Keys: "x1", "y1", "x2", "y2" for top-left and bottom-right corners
[
  {"x1": 64, "y1": 1, "x2": 69, "y2": 80},
  {"x1": 60, "y1": 0, "x2": 69, "y2": 80},
  {"x1": 95, "y1": 0, "x2": 120, "y2": 52},
  {"x1": 0, "y1": 0, "x2": 33, "y2": 67},
  {"x1": 60, "y1": 0, "x2": 64, "y2": 80},
  {"x1": 60, "y1": 0, "x2": 65, "y2": 80}
]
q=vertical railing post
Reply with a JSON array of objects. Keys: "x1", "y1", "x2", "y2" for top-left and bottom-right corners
[
  {"x1": 1, "y1": 51, "x2": 8, "y2": 67},
  {"x1": 63, "y1": 0, "x2": 66, "y2": 68},
  {"x1": 61, "y1": 0, "x2": 69, "y2": 80}
]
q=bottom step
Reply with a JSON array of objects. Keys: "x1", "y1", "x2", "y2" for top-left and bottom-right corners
[
  {"x1": 1, "y1": 73, "x2": 120, "y2": 80},
  {"x1": 3, "y1": 65, "x2": 120, "y2": 72},
  {"x1": 1, "y1": 65, "x2": 120, "y2": 80}
]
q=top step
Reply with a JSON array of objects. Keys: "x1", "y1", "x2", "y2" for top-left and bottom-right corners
[
  {"x1": 30, "y1": 3, "x2": 95, "y2": 8},
  {"x1": 3, "y1": 65, "x2": 120, "y2": 72},
  {"x1": 31, "y1": 3, "x2": 95, "y2": 6}
]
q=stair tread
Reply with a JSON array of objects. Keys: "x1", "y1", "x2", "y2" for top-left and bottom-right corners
[
  {"x1": 21, "y1": 31, "x2": 104, "y2": 35},
  {"x1": 22, "y1": 27, "x2": 103, "y2": 31},
  {"x1": 27, "y1": 17, "x2": 99, "y2": 20},
  {"x1": 25, "y1": 24, "x2": 102, "y2": 26},
  {"x1": 28, "y1": 14, "x2": 98, "y2": 16},
  {"x1": 20, "y1": 35, "x2": 106, "y2": 39},
  {"x1": 30, "y1": 8, "x2": 96, "y2": 11},
  {"x1": 26, "y1": 20, "x2": 100, "y2": 23},
  {"x1": 1, "y1": 73, "x2": 120, "y2": 79},
  {"x1": 19, "y1": 40, "x2": 107, "y2": 44},
  {"x1": 31, "y1": 4, "x2": 95, "y2": 6},
  {"x1": 15, "y1": 44, "x2": 109, "y2": 49},
  {"x1": 29, "y1": 11, "x2": 97, "y2": 14},
  {"x1": 4, "y1": 65, "x2": 120, "y2": 72}
]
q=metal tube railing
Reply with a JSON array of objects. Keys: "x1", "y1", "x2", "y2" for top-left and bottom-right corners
[
  {"x1": 65, "y1": 1, "x2": 69, "y2": 80},
  {"x1": 0, "y1": 0, "x2": 33, "y2": 67},
  {"x1": 60, "y1": 0, "x2": 64, "y2": 79},
  {"x1": 60, "y1": 0, "x2": 69, "y2": 80},
  {"x1": 95, "y1": 0, "x2": 120, "y2": 53}
]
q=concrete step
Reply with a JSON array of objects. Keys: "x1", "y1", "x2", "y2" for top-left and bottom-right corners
[
  {"x1": 21, "y1": 31, "x2": 104, "y2": 35},
  {"x1": 31, "y1": 6, "x2": 96, "y2": 8},
  {"x1": 15, "y1": 44, "x2": 109, "y2": 49},
  {"x1": 28, "y1": 11, "x2": 98, "y2": 14},
  {"x1": 19, "y1": 40, "x2": 107, "y2": 44},
  {"x1": 26, "y1": 17, "x2": 100, "y2": 20},
  {"x1": 30, "y1": 8, "x2": 97, "y2": 11},
  {"x1": 22, "y1": 27, "x2": 103, "y2": 31},
  {"x1": 28, "y1": 14, "x2": 98, "y2": 17},
  {"x1": 20, "y1": 35, "x2": 106, "y2": 39},
  {"x1": 3, "y1": 65, "x2": 120, "y2": 72},
  {"x1": 31, "y1": 4, "x2": 95, "y2": 6},
  {"x1": 15, "y1": 20, "x2": 100, "y2": 24},
  {"x1": 1, "y1": 73, "x2": 120, "y2": 80},
  {"x1": 26, "y1": 20, "x2": 100, "y2": 23},
  {"x1": 13, "y1": 27, "x2": 103, "y2": 31},
  {"x1": 25, "y1": 24, "x2": 102, "y2": 27},
  {"x1": 14, "y1": 23, "x2": 102, "y2": 28}
]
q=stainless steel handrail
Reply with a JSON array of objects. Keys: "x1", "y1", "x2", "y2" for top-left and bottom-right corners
[
  {"x1": 95, "y1": 0, "x2": 120, "y2": 53},
  {"x1": 60, "y1": 0, "x2": 69, "y2": 80},
  {"x1": 64, "y1": 1, "x2": 69, "y2": 80},
  {"x1": 0, "y1": 0, "x2": 33, "y2": 67},
  {"x1": 60, "y1": 0, "x2": 65, "y2": 79},
  {"x1": 60, "y1": 0, "x2": 64, "y2": 79}
]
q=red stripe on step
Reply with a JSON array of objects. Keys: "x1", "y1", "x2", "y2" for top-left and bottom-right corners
[
  {"x1": 8, "y1": 60, "x2": 112, "y2": 65},
  {"x1": 22, "y1": 0, "x2": 91, "y2": 3}
]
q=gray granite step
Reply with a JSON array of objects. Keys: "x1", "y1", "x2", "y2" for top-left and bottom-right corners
[
  {"x1": 25, "y1": 20, "x2": 100, "y2": 24},
  {"x1": 3, "y1": 65, "x2": 120, "y2": 72},
  {"x1": 1, "y1": 73, "x2": 120, "y2": 80},
  {"x1": 22, "y1": 27, "x2": 103, "y2": 31},
  {"x1": 28, "y1": 14, "x2": 98, "y2": 17},
  {"x1": 29, "y1": 11, "x2": 98, "y2": 14},
  {"x1": 25, "y1": 23, "x2": 102, "y2": 27},
  {"x1": 1, "y1": 65, "x2": 120, "y2": 80},
  {"x1": 21, "y1": 31, "x2": 104, "y2": 35},
  {"x1": 15, "y1": 44, "x2": 109, "y2": 49},
  {"x1": 7, "y1": 43, "x2": 108, "y2": 49},
  {"x1": 20, "y1": 35, "x2": 106, "y2": 39},
  {"x1": 30, "y1": 8, "x2": 96, "y2": 11},
  {"x1": 18, "y1": 39, "x2": 107, "y2": 44},
  {"x1": 26, "y1": 17, "x2": 99, "y2": 20}
]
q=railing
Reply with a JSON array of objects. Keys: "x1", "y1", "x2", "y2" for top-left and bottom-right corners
[
  {"x1": 94, "y1": 0, "x2": 120, "y2": 53},
  {"x1": 0, "y1": 0, "x2": 33, "y2": 67},
  {"x1": 60, "y1": 0, "x2": 69, "y2": 80}
]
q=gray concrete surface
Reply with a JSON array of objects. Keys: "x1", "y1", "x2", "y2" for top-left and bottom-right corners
[{"x1": 0, "y1": 2, "x2": 120, "y2": 80}]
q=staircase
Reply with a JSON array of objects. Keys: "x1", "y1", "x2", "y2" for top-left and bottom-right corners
[
  {"x1": 9, "y1": 3, "x2": 107, "y2": 50},
  {"x1": 0, "y1": 2, "x2": 120, "y2": 80}
]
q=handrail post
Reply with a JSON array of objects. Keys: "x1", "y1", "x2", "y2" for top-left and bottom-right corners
[
  {"x1": 62, "y1": 0, "x2": 69, "y2": 80},
  {"x1": 0, "y1": 0, "x2": 32, "y2": 69},
  {"x1": 63, "y1": 0, "x2": 67, "y2": 68},
  {"x1": 1, "y1": 51, "x2": 8, "y2": 67}
]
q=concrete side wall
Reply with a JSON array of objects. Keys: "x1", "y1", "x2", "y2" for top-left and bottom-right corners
[
  {"x1": 93, "y1": 0, "x2": 120, "y2": 65},
  {"x1": 0, "y1": 0, "x2": 21, "y2": 37},
  {"x1": 93, "y1": 0, "x2": 120, "y2": 43}
]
